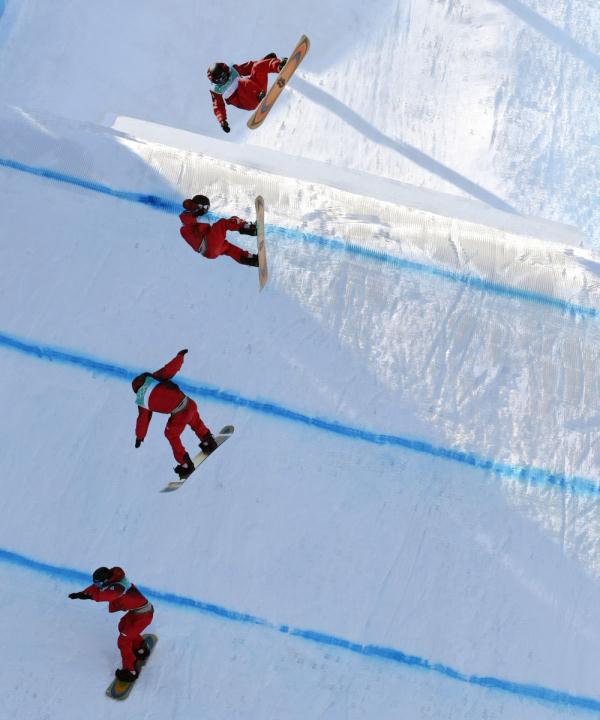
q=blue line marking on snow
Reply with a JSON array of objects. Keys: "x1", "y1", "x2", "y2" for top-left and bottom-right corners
[
  {"x1": 0, "y1": 157, "x2": 181, "y2": 213},
  {"x1": 271, "y1": 224, "x2": 598, "y2": 318},
  {"x1": 1, "y1": 546, "x2": 600, "y2": 714},
  {"x1": 0, "y1": 329, "x2": 598, "y2": 496},
  {"x1": 0, "y1": 156, "x2": 596, "y2": 319}
]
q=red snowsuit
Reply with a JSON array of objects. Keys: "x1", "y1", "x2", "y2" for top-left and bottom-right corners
[
  {"x1": 132, "y1": 351, "x2": 209, "y2": 463},
  {"x1": 210, "y1": 57, "x2": 281, "y2": 125},
  {"x1": 80, "y1": 576, "x2": 153, "y2": 671},
  {"x1": 179, "y1": 211, "x2": 252, "y2": 263}
]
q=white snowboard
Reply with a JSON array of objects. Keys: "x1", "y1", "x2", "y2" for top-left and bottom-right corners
[{"x1": 160, "y1": 425, "x2": 234, "y2": 493}]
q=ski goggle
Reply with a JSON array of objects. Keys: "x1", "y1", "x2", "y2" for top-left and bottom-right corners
[{"x1": 211, "y1": 69, "x2": 228, "y2": 84}]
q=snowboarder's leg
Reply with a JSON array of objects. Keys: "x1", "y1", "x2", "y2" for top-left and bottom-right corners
[
  {"x1": 117, "y1": 612, "x2": 153, "y2": 672},
  {"x1": 202, "y1": 219, "x2": 229, "y2": 259},
  {"x1": 249, "y1": 57, "x2": 282, "y2": 90},
  {"x1": 185, "y1": 399, "x2": 217, "y2": 453},
  {"x1": 185, "y1": 399, "x2": 209, "y2": 440},
  {"x1": 164, "y1": 412, "x2": 188, "y2": 463},
  {"x1": 204, "y1": 220, "x2": 257, "y2": 264},
  {"x1": 222, "y1": 240, "x2": 255, "y2": 264}
]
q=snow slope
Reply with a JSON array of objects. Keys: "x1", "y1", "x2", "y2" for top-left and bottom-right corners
[
  {"x1": 1, "y1": 103, "x2": 600, "y2": 718},
  {"x1": 0, "y1": 1, "x2": 599, "y2": 719}
]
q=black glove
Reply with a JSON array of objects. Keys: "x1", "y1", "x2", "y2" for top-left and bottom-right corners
[
  {"x1": 135, "y1": 438, "x2": 143, "y2": 448},
  {"x1": 179, "y1": 349, "x2": 188, "y2": 355},
  {"x1": 69, "y1": 592, "x2": 91, "y2": 600},
  {"x1": 221, "y1": 120, "x2": 230, "y2": 133},
  {"x1": 239, "y1": 222, "x2": 257, "y2": 236},
  {"x1": 239, "y1": 254, "x2": 259, "y2": 267}
]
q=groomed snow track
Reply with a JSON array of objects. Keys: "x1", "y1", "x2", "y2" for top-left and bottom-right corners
[{"x1": 1, "y1": 106, "x2": 600, "y2": 719}]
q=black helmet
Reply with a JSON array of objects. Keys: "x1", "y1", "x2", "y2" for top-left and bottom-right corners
[
  {"x1": 207, "y1": 62, "x2": 230, "y2": 85},
  {"x1": 92, "y1": 567, "x2": 112, "y2": 587},
  {"x1": 182, "y1": 194, "x2": 210, "y2": 217}
]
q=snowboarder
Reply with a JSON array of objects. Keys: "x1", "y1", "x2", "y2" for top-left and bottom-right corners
[
  {"x1": 207, "y1": 53, "x2": 287, "y2": 132},
  {"x1": 180, "y1": 194, "x2": 259, "y2": 267},
  {"x1": 68, "y1": 566, "x2": 154, "y2": 683},
  {"x1": 132, "y1": 348, "x2": 217, "y2": 478}
]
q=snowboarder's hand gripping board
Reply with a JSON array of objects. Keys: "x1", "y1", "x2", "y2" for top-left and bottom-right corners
[
  {"x1": 106, "y1": 634, "x2": 158, "y2": 701},
  {"x1": 160, "y1": 425, "x2": 235, "y2": 493},
  {"x1": 247, "y1": 35, "x2": 310, "y2": 130}
]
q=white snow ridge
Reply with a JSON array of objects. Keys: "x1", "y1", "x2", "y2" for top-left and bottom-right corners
[{"x1": 0, "y1": 2, "x2": 599, "y2": 719}]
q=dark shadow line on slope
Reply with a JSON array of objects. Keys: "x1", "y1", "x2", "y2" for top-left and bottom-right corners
[
  {"x1": 291, "y1": 76, "x2": 515, "y2": 213},
  {"x1": 1, "y1": 546, "x2": 600, "y2": 714},
  {"x1": 0, "y1": 156, "x2": 595, "y2": 319},
  {"x1": 494, "y1": 0, "x2": 600, "y2": 72},
  {"x1": 0, "y1": 329, "x2": 597, "y2": 496}
]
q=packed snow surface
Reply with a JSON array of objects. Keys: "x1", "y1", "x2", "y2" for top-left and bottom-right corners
[{"x1": 0, "y1": 1, "x2": 599, "y2": 719}]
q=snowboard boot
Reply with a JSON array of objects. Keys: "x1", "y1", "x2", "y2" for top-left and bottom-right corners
[
  {"x1": 239, "y1": 253, "x2": 259, "y2": 267},
  {"x1": 258, "y1": 90, "x2": 266, "y2": 101},
  {"x1": 134, "y1": 641, "x2": 151, "y2": 661},
  {"x1": 278, "y1": 57, "x2": 288, "y2": 71},
  {"x1": 174, "y1": 452, "x2": 195, "y2": 479},
  {"x1": 115, "y1": 668, "x2": 138, "y2": 683},
  {"x1": 199, "y1": 431, "x2": 218, "y2": 455},
  {"x1": 239, "y1": 221, "x2": 257, "y2": 236}
]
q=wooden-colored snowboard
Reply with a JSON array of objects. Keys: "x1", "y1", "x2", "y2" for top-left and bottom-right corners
[
  {"x1": 106, "y1": 633, "x2": 158, "y2": 701},
  {"x1": 256, "y1": 196, "x2": 268, "y2": 290},
  {"x1": 247, "y1": 35, "x2": 310, "y2": 130}
]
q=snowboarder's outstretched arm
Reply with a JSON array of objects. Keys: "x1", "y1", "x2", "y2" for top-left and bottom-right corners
[
  {"x1": 68, "y1": 584, "x2": 124, "y2": 603},
  {"x1": 152, "y1": 349, "x2": 188, "y2": 381},
  {"x1": 135, "y1": 407, "x2": 153, "y2": 445},
  {"x1": 210, "y1": 91, "x2": 230, "y2": 132}
]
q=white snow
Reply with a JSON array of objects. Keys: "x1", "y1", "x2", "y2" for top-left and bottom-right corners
[{"x1": 0, "y1": 1, "x2": 599, "y2": 718}]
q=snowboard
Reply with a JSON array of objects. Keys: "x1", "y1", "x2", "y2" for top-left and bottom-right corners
[
  {"x1": 160, "y1": 425, "x2": 235, "y2": 493},
  {"x1": 247, "y1": 35, "x2": 310, "y2": 130},
  {"x1": 106, "y1": 633, "x2": 158, "y2": 701},
  {"x1": 256, "y1": 195, "x2": 268, "y2": 290}
]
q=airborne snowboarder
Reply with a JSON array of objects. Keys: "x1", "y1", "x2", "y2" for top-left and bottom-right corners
[
  {"x1": 179, "y1": 194, "x2": 259, "y2": 267},
  {"x1": 69, "y1": 566, "x2": 154, "y2": 683},
  {"x1": 132, "y1": 348, "x2": 217, "y2": 479},
  {"x1": 207, "y1": 53, "x2": 287, "y2": 132}
]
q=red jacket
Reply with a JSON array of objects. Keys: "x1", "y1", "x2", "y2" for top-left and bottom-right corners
[
  {"x1": 179, "y1": 211, "x2": 246, "y2": 253},
  {"x1": 81, "y1": 579, "x2": 148, "y2": 613},
  {"x1": 132, "y1": 352, "x2": 187, "y2": 441},
  {"x1": 210, "y1": 58, "x2": 279, "y2": 124}
]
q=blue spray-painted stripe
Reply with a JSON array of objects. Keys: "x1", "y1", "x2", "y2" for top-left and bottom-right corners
[
  {"x1": 0, "y1": 157, "x2": 181, "y2": 213},
  {"x1": 0, "y1": 328, "x2": 597, "y2": 496},
  {"x1": 1, "y1": 546, "x2": 599, "y2": 714},
  {"x1": 270, "y1": 224, "x2": 598, "y2": 318},
  {"x1": 0, "y1": 156, "x2": 596, "y2": 318}
]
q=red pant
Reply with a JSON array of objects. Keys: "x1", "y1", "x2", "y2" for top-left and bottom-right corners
[
  {"x1": 230, "y1": 58, "x2": 281, "y2": 110},
  {"x1": 164, "y1": 397, "x2": 209, "y2": 463},
  {"x1": 117, "y1": 609, "x2": 153, "y2": 671},
  {"x1": 244, "y1": 58, "x2": 277, "y2": 98},
  {"x1": 203, "y1": 219, "x2": 249, "y2": 263}
]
